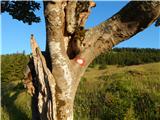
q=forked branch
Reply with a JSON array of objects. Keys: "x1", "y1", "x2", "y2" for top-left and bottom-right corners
[{"x1": 72, "y1": 1, "x2": 160, "y2": 92}]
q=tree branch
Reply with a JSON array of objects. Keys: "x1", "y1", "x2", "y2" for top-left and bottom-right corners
[
  {"x1": 66, "y1": 1, "x2": 96, "y2": 59},
  {"x1": 44, "y1": 1, "x2": 73, "y2": 78},
  {"x1": 31, "y1": 35, "x2": 57, "y2": 120},
  {"x1": 65, "y1": 0, "x2": 96, "y2": 34},
  {"x1": 72, "y1": 1, "x2": 160, "y2": 94},
  {"x1": 65, "y1": 1, "x2": 77, "y2": 34},
  {"x1": 44, "y1": 2, "x2": 78, "y2": 118}
]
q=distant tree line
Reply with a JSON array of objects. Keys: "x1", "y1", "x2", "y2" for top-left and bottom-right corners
[
  {"x1": 1, "y1": 48, "x2": 160, "y2": 83},
  {"x1": 1, "y1": 54, "x2": 29, "y2": 83},
  {"x1": 90, "y1": 48, "x2": 160, "y2": 67},
  {"x1": 1, "y1": 48, "x2": 160, "y2": 120}
]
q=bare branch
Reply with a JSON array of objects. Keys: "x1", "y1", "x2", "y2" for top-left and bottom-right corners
[
  {"x1": 65, "y1": 1, "x2": 77, "y2": 34},
  {"x1": 72, "y1": 1, "x2": 160, "y2": 93},
  {"x1": 31, "y1": 35, "x2": 57, "y2": 120},
  {"x1": 44, "y1": 2, "x2": 78, "y2": 119},
  {"x1": 66, "y1": 1, "x2": 96, "y2": 59},
  {"x1": 44, "y1": 1, "x2": 70, "y2": 68},
  {"x1": 76, "y1": 1, "x2": 96, "y2": 28}
]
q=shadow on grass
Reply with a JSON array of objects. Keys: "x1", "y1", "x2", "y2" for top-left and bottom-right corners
[{"x1": 1, "y1": 84, "x2": 30, "y2": 120}]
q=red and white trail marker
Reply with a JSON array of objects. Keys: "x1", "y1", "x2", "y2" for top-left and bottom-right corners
[{"x1": 75, "y1": 57, "x2": 85, "y2": 66}]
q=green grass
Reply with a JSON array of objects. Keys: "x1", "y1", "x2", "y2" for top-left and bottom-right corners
[
  {"x1": 74, "y1": 62, "x2": 160, "y2": 120},
  {"x1": 1, "y1": 81, "x2": 32, "y2": 120},
  {"x1": 1, "y1": 62, "x2": 160, "y2": 120}
]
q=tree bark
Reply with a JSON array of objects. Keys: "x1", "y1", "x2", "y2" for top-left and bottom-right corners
[
  {"x1": 71, "y1": 1, "x2": 160, "y2": 95},
  {"x1": 24, "y1": 1, "x2": 160, "y2": 120}
]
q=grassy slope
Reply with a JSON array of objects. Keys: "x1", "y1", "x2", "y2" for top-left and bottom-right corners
[
  {"x1": 1, "y1": 81, "x2": 32, "y2": 120},
  {"x1": 74, "y1": 62, "x2": 160, "y2": 120},
  {"x1": 84, "y1": 62, "x2": 160, "y2": 95},
  {"x1": 1, "y1": 62, "x2": 160, "y2": 120}
]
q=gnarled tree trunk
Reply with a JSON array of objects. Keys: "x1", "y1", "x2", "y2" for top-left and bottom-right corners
[{"x1": 23, "y1": 1, "x2": 160, "y2": 120}]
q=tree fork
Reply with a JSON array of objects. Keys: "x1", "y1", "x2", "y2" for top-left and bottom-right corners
[{"x1": 23, "y1": 1, "x2": 160, "y2": 120}]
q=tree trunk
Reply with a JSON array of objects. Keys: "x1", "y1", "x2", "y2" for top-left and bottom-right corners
[{"x1": 23, "y1": 1, "x2": 160, "y2": 120}]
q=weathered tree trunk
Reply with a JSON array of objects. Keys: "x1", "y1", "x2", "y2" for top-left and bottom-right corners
[{"x1": 24, "y1": 1, "x2": 160, "y2": 120}]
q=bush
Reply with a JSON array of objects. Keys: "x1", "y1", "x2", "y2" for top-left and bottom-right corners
[{"x1": 98, "y1": 64, "x2": 107, "y2": 70}]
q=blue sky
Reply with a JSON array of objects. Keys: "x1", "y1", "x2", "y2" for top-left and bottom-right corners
[{"x1": 1, "y1": 1, "x2": 160, "y2": 55}]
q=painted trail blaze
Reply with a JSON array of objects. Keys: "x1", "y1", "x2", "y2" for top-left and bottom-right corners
[{"x1": 75, "y1": 57, "x2": 85, "y2": 66}]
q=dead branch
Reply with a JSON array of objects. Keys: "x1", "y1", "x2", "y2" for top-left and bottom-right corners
[{"x1": 30, "y1": 35, "x2": 57, "y2": 120}]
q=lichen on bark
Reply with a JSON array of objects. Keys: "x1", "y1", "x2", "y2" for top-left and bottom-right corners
[{"x1": 23, "y1": 1, "x2": 160, "y2": 120}]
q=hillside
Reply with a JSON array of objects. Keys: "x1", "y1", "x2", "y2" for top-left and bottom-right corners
[
  {"x1": 1, "y1": 48, "x2": 160, "y2": 120},
  {"x1": 74, "y1": 62, "x2": 160, "y2": 120},
  {"x1": 2, "y1": 62, "x2": 160, "y2": 120}
]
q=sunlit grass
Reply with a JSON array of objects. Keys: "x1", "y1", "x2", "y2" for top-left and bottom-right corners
[
  {"x1": 74, "y1": 62, "x2": 160, "y2": 120},
  {"x1": 1, "y1": 62, "x2": 160, "y2": 120}
]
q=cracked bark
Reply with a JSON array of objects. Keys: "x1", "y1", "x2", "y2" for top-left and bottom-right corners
[
  {"x1": 24, "y1": 1, "x2": 160, "y2": 120},
  {"x1": 72, "y1": 1, "x2": 160, "y2": 96}
]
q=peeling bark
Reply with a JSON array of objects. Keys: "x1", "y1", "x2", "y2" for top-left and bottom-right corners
[
  {"x1": 77, "y1": 1, "x2": 160, "y2": 71},
  {"x1": 44, "y1": 1, "x2": 75, "y2": 119},
  {"x1": 71, "y1": 1, "x2": 160, "y2": 101},
  {"x1": 65, "y1": 1, "x2": 77, "y2": 34},
  {"x1": 31, "y1": 35, "x2": 57, "y2": 120},
  {"x1": 23, "y1": 1, "x2": 160, "y2": 120}
]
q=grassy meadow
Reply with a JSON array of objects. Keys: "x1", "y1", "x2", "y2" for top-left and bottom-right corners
[
  {"x1": 1, "y1": 48, "x2": 160, "y2": 120},
  {"x1": 74, "y1": 63, "x2": 160, "y2": 120}
]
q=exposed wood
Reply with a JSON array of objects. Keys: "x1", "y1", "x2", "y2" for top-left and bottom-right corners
[
  {"x1": 31, "y1": 35, "x2": 57, "y2": 120},
  {"x1": 66, "y1": 1, "x2": 96, "y2": 59},
  {"x1": 76, "y1": 1, "x2": 96, "y2": 27}
]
